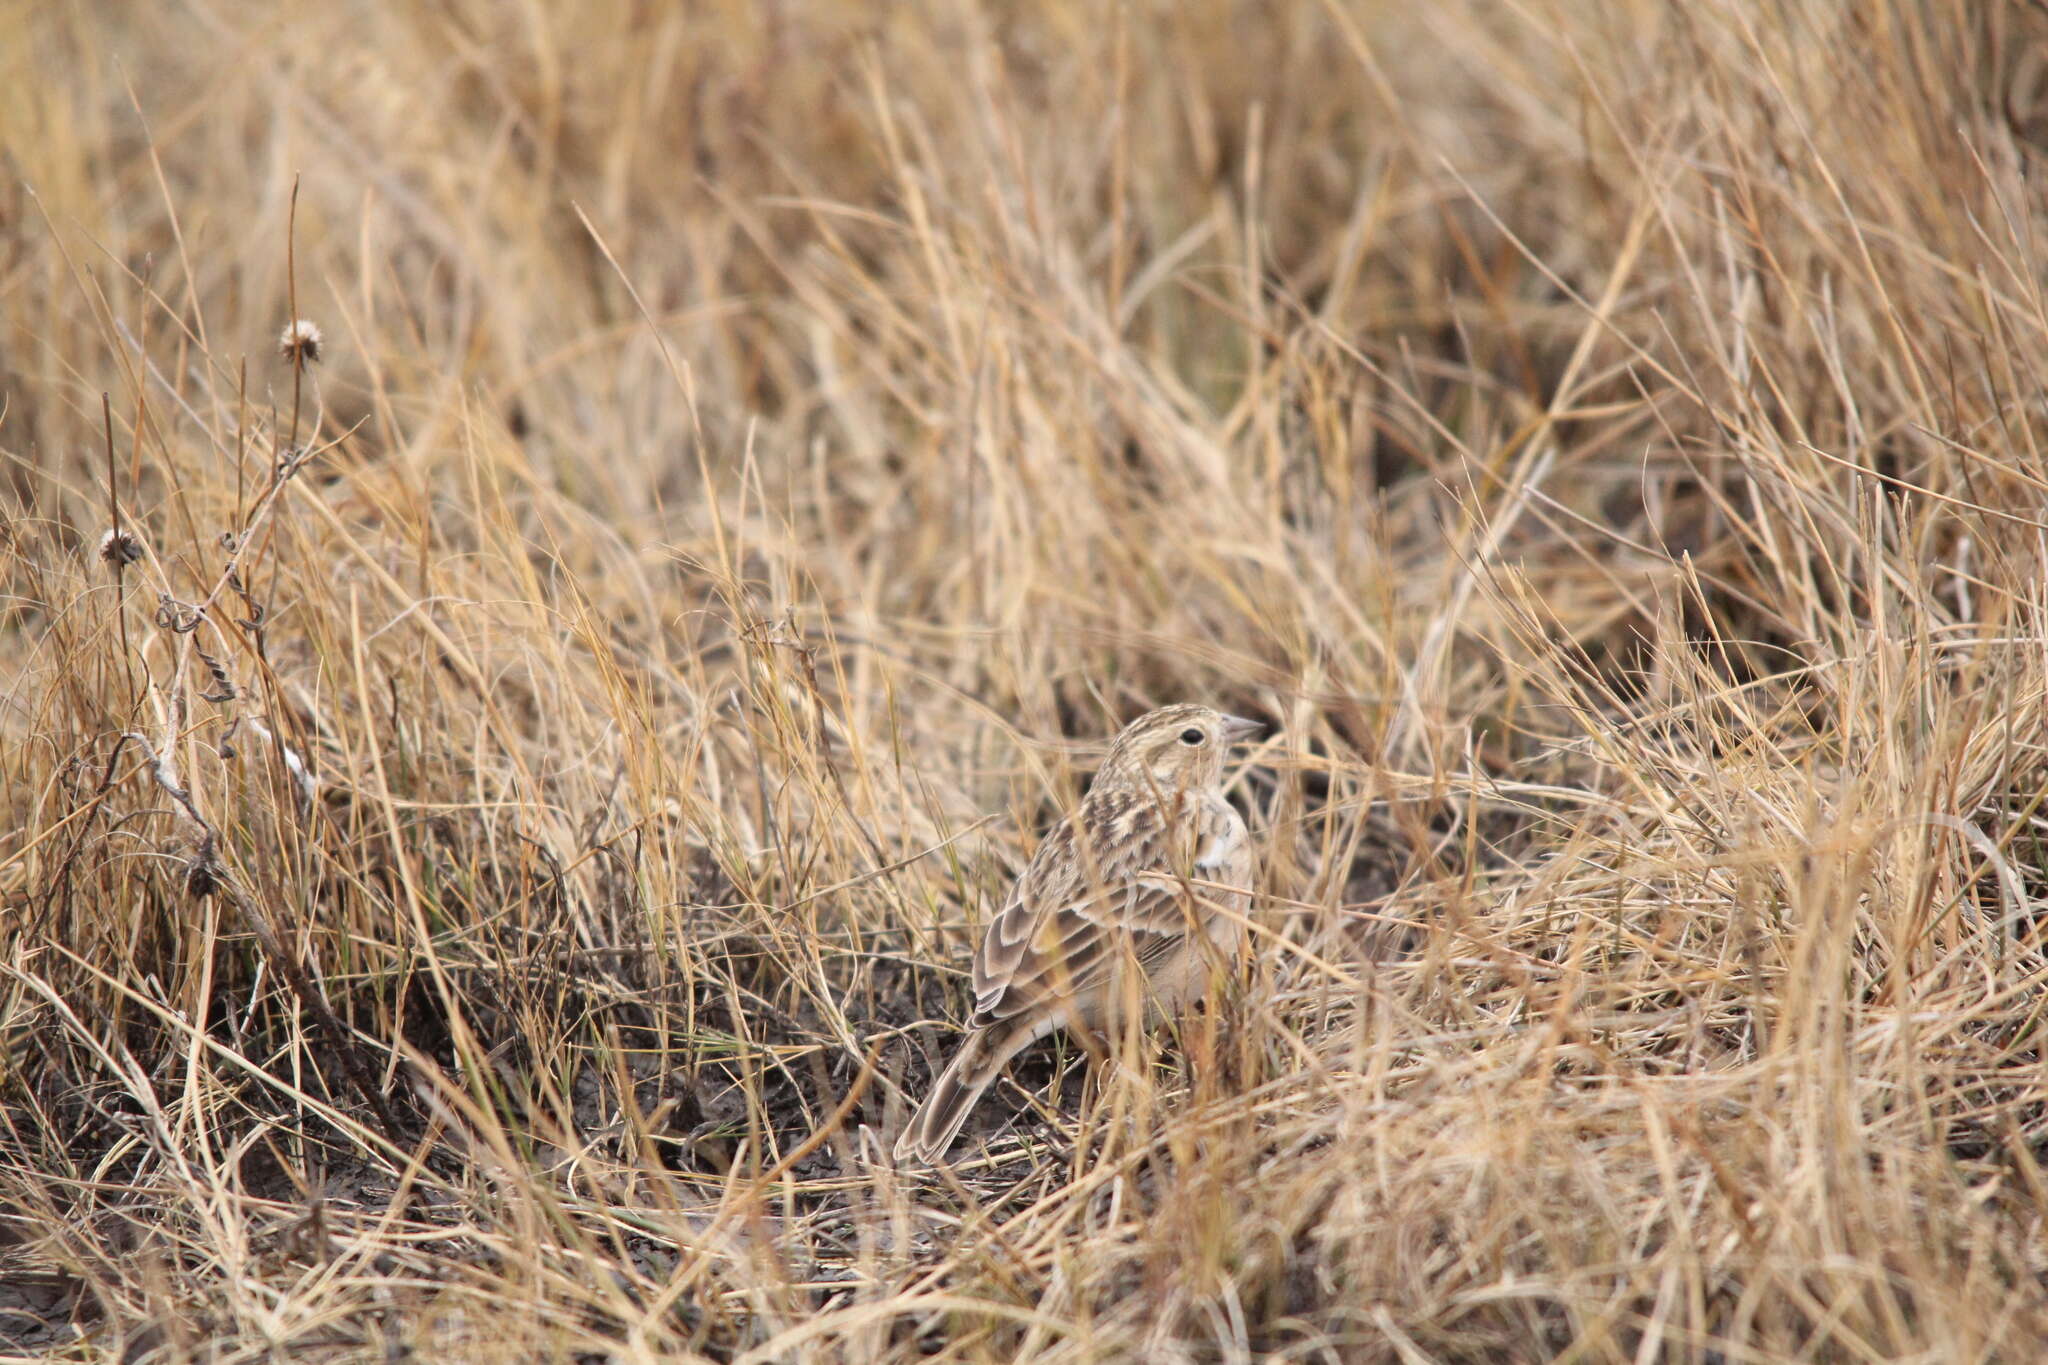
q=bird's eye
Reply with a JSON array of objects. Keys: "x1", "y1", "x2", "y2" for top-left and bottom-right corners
[{"x1": 1179, "y1": 727, "x2": 1204, "y2": 745}]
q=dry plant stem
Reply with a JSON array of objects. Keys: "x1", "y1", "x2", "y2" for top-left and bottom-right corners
[
  {"x1": 100, "y1": 393, "x2": 136, "y2": 702},
  {"x1": 125, "y1": 729, "x2": 405, "y2": 1144},
  {"x1": 285, "y1": 174, "x2": 304, "y2": 456}
]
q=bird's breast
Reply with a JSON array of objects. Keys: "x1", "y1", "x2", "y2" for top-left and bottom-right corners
[{"x1": 1192, "y1": 800, "x2": 1249, "y2": 876}]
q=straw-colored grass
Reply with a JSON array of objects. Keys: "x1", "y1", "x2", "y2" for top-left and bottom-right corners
[{"x1": 7, "y1": 2, "x2": 2048, "y2": 1359}]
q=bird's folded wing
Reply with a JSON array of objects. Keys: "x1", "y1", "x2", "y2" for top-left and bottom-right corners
[{"x1": 970, "y1": 867, "x2": 1203, "y2": 1026}]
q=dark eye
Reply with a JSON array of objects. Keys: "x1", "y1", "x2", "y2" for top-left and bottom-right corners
[{"x1": 1179, "y1": 727, "x2": 1204, "y2": 745}]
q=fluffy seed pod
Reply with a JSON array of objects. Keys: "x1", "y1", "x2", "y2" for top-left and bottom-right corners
[
  {"x1": 278, "y1": 318, "x2": 323, "y2": 366},
  {"x1": 97, "y1": 527, "x2": 143, "y2": 568}
]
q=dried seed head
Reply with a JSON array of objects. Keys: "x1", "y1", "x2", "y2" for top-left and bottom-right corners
[
  {"x1": 197, "y1": 647, "x2": 238, "y2": 703},
  {"x1": 184, "y1": 834, "x2": 224, "y2": 900},
  {"x1": 278, "y1": 318, "x2": 323, "y2": 366},
  {"x1": 97, "y1": 527, "x2": 144, "y2": 568}
]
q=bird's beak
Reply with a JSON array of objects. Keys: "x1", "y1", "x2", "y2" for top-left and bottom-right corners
[{"x1": 1219, "y1": 714, "x2": 1264, "y2": 744}]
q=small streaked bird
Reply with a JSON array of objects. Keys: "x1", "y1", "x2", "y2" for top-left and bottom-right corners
[{"x1": 895, "y1": 704, "x2": 1261, "y2": 1164}]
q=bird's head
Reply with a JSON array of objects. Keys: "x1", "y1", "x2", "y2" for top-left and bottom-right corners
[{"x1": 1097, "y1": 703, "x2": 1263, "y2": 794}]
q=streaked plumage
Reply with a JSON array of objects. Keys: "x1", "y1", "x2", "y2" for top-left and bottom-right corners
[{"x1": 895, "y1": 704, "x2": 1260, "y2": 1164}]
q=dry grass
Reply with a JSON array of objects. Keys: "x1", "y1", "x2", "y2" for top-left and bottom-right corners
[{"x1": 7, "y1": 1, "x2": 2048, "y2": 1359}]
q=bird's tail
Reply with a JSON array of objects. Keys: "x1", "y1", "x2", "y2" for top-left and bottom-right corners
[{"x1": 894, "y1": 1023, "x2": 1039, "y2": 1165}]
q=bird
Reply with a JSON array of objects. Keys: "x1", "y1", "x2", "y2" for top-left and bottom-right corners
[{"x1": 894, "y1": 703, "x2": 1262, "y2": 1164}]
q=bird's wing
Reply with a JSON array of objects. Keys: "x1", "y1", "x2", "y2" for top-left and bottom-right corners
[{"x1": 970, "y1": 792, "x2": 1203, "y2": 1026}]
